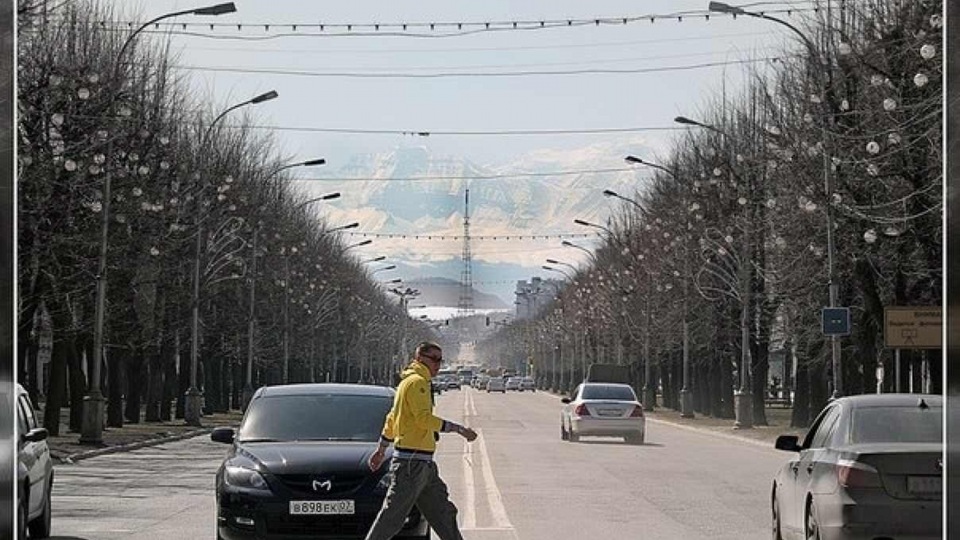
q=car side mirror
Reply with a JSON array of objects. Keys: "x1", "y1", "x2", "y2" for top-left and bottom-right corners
[
  {"x1": 560, "y1": 397, "x2": 571, "y2": 404},
  {"x1": 774, "y1": 435, "x2": 801, "y2": 452},
  {"x1": 210, "y1": 427, "x2": 235, "y2": 444},
  {"x1": 22, "y1": 428, "x2": 48, "y2": 443}
]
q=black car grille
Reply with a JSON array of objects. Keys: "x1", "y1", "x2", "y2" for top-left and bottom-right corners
[
  {"x1": 266, "y1": 515, "x2": 372, "y2": 536},
  {"x1": 274, "y1": 473, "x2": 368, "y2": 496}
]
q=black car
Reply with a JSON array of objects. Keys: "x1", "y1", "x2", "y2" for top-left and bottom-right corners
[
  {"x1": 16, "y1": 383, "x2": 54, "y2": 540},
  {"x1": 212, "y1": 383, "x2": 430, "y2": 540}
]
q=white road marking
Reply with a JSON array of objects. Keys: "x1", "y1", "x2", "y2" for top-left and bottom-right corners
[
  {"x1": 475, "y1": 425, "x2": 514, "y2": 530},
  {"x1": 462, "y1": 390, "x2": 477, "y2": 528}
]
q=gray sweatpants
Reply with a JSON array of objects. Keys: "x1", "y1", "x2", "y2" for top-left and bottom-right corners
[{"x1": 365, "y1": 458, "x2": 463, "y2": 540}]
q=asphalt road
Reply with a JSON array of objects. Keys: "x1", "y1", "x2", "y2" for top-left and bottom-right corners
[{"x1": 49, "y1": 387, "x2": 790, "y2": 540}]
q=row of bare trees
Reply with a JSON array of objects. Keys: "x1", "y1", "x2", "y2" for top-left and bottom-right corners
[
  {"x1": 480, "y1": 0, "x2": 943, "y2": 427},
  {"x1": 16, "y1": 1, "x2": 436, "y2": 435}
]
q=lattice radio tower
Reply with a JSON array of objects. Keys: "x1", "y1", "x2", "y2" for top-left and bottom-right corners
[{"x1": 457, "y1": 189, "x2": 475, "y2": 318}]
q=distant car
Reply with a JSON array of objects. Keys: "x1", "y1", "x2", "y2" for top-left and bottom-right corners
[
  {"x1": 445, "y1": 378, "x2": 461, "y2": 390},
  {"x1": 474, "y1": 377, "x2": 489, "y2": 390},
  {"x1": 770, "y1": 393, "x2": 942, "y2": 540},
  {"x1": 561, "y1": 383, "x2": 644, "y2": 444},
  {"x1": 16, "y1": 383, "x2": 54, "y2": 540},
  {"x1": 520, "y1": 377, "x2": 536, "y2": 392},
  {"x1": 485, "y1": 378, "x2": 506, "y2": 393},
  {"x1": 211, "y1": 384, "x2": 430, "y2": 540},
  {"x1": 505, "y1": 377, "x2": 521, "y2": 391}
]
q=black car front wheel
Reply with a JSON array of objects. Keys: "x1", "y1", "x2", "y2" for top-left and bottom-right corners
[
  {"x1": 17, "y1": 495, "x2": 27, "y2": 540},
  {"x1": 27, "y1": 478, "x2": 52, "y2": 539}
]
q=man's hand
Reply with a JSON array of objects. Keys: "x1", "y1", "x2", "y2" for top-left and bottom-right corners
[
  {"x1": 368, "y1": 447, "x2": 387, "y2": 471},
  {"x1": 458, "y1": 426, "x2": 478, "y2": 442}
]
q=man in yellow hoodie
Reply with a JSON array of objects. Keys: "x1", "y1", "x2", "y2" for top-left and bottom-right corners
[{"x1": 366, "y1": 341, "x2": 477, "y2": 540}]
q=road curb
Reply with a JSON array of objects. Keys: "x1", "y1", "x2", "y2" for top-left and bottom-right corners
[
  {"x1": 58, "y1": 428, "x2": 212, "y2": 464},
  {"x1": 644, "y1": 417, "x2": 777, "y2": 450}
]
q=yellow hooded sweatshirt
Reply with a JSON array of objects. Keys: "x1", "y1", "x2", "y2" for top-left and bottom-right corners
[{"x1": 379, "y1": 361, "x2": 447, "y2": 453}]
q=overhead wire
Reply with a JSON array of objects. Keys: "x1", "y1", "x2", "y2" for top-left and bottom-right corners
[
  {"x1": 35, "y1": 6, "x2": 821, "y2": 41},
  {"x1": 293, "y1": 167, "x2": 638, "y2": 182},
  {"x1": 172, "y1": 30, "x2": 781, "y2": 55},
  {"x1": 170, "y1": 56, "x2": 789, "y2": 78}
]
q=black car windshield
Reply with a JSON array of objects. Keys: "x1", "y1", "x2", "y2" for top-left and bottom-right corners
[
  {"x1": 238, "y1": 393, "x2": 392, "y2": 443},
  {"x1": 851, "y1": 406, "x2": 943, "y2": 444},
  {"x1": 581, "y1": 384, "x2": 637, "y2": 401}
]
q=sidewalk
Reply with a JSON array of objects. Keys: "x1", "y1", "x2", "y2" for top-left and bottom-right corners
[
  {"x1": 644, "y1": 405, "x2": 807, "y2": 448},
  {"x1": 40, "y1": 405, "x2": 243, "y2": 463}
]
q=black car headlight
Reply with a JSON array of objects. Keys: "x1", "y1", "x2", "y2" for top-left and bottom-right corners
[{"x1": 224, "y1": 465, "x2": 271, "y2": 492}]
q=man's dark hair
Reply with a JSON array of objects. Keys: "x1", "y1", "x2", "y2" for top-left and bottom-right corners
[{"x1": 415, "y1": 341, "x2": 442, "y2": 358}]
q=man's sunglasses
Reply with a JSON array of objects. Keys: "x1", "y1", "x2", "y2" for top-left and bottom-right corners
[{"x1": 421, "y1": 353, "x2": 443, "y2": 364}]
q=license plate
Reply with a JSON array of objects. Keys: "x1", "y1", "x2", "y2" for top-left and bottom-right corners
[
  {"x1": 290, "y1": 500, "x2": 355, "y2": 515},
  {"x1": 907, "y1": 476, "x2": 941, "y2": 495},
  {"x1": 598, "y1": 409, "x2": 622, "y2": 417}
]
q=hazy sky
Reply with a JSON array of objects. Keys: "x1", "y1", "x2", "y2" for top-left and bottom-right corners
[
  {"x1": 106, "y1": 0, "x2": 811, "y2": 299},
  {"x1": 115, "y1": 0, "x2": 803, "y2": 161}
]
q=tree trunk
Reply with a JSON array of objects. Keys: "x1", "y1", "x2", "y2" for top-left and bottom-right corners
[
  {"x1": 145, "y1": 344, "x2": 162, "y2": 422},
  {"x1": 791, "y1": 348, "x2": 811, "y2": 429},
  {"x1": 160, "y1": 341, "x2": 176, "y2": 422},
  {"x1": 67, "y1": 334, "x2": 87, "y2": 432},
  {"x1": 106, "y1": 348, "x2": 124, "y2": 428},
  {"x1": 18, "y1": 300, "x2": 40, "y2": 405},
  {"x1": 124, "y1": 348, "x2": 143, "y2": 424},
  {"x1": 42, "y1": 329, "x2": 68, "y2": 437}
]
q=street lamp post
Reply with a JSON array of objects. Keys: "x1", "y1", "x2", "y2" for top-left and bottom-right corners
[
  {"x1": 674, "y1": 115, "x2": 752, "y2": 428},
  {"x1": 82, "y1": 2, "x2": 237, "y2": 444},
  {"x1": 185, "y1": 89, "x2": 278, "y2": 427},
  {"x1": 560, "y1": 240, "x2": 596, "y2": 261},
  {"x1": 708, "y1": 1, "x2": 841, "y2": 399},
  {"x1": 625, "y1": 156, "x2": 694, "y2": 417},
  {"x1": 243, "y1": 177, "x2": 331, "y2": 410},
  {"x1": 542, "y1": 265, "x2": 574, "y2": 281},
  {"x1": 371, "y1": 264, "x2": 396, "y2": 275}
]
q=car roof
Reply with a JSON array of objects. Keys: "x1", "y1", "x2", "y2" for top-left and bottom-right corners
[
  {"x1": 838, "y1": 393, "x2": 942, "y2": 408},
  {"x1": 254, "y1": 383, "x2": 394, "y2": 398},
  {"x1": 581, "y1": 382, "x2": 632, "y2": 388}
]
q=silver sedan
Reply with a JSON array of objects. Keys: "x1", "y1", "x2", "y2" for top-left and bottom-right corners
[
  {"x1": 560, "y1": 383, "x2": 645, "y2": 444},
  {"x1": 771, "y1": 393, "x2": 942, "y2": 540}
]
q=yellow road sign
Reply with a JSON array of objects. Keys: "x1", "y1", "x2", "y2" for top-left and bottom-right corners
[{"x1": 883, "y1": 307, "x2": 942, "y2": 349}]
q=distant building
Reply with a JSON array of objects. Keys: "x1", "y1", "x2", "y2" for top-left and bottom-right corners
[{"x1": 514, "y1": 277, "x2": 560, "y2": 320}]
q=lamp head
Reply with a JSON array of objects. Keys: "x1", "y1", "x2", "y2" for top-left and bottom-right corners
[
  {"x1": 673, "y1": 115, "x2": 701, "y2": 126},
  {"x1": 708, "y1": 2, "x2": 745, "y2": 15},
  {"x1": 624, "y1": 156, "x2": 644, "y2": 165},
  {"x1": 250, "y1": 90, "x2": 279, "y2": 104},
  {"x1": 574, "y1": 219, "x2": 591, "y2": 227},
  {"x1": 193, "y1": 3, "x2": 237, "y2": 16},
  {"x1": 303, "y1": 158, "x2": 326, "y2": 167},
  {"x1": 321, "y1": 192, "x2": 341, "y2": 200}
]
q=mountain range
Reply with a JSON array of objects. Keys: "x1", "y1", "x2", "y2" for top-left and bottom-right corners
[{"x1": 307, "y1": 137, "x2": 658, "y2": 302}]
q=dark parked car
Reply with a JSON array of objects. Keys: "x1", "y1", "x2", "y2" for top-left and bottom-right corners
[
  {"x1": 771, "y1": 393, "x2": 942, "y2": 540},
  {"x1": 212, "y1": 383, "x2": 430, "y2": 540},
  {"x1": 16, "y1": 383, "x2": 54, "y2": 539}
]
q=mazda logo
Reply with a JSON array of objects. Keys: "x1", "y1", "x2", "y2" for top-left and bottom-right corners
[{"x1": 312, "y1": 479, "x2": 332, "y2": 492}]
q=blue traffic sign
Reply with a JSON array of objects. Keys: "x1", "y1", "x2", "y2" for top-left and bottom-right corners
[{"x1": 821, "y1": 307, "x2": 851, "y2": 336}]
